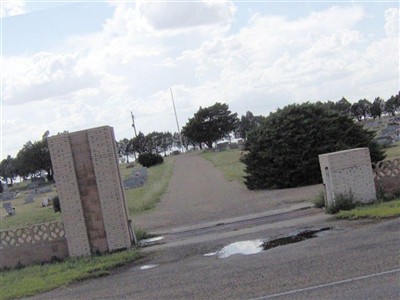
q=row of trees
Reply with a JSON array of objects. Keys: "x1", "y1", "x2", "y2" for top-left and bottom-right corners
[
  {"x1": 327, "y1": 94, "x2": 400, "y2": 121},
  {"x1": 1, "y1": 92, "x2": 398, "y2": 187},
  {"x1": 117, "y1": 131, "x2": 175, "y2": 162},
  {"x1": 0, "y1": 132, "x2": 53, "y2": 184},
  {"x1": 180, "y1": 93, "x2": 399, "y2": 150}
]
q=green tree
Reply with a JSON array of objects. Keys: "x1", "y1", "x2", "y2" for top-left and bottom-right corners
[
  {"x1": 159, "y1": 132, "x2": 173, "y2": 156},
  {"x1": 236, "y1": 111, "x2": 265, "y2": 139},
  {"x1": 357, "y1": 99, "x2": 372, "y2": 121},
  {"x1": 0, "y1": 155, "x2": 17, "y2": 185},
  {"x1": 182, "y1": 102, "x2": 238, "y2": 149},
  {"x1": 117, "y1": 138, "x2": 133, "y2": 162},
  {"x1": 335, "y1": 97, "x2": 351, "y2": 116},
  {"x1": 242, "y1": 102, "x2": 385, "y2": 190},
  {"x1": 15, "y1": 132, "x2": 53, "y2": 180},
  {"x1": 128, "y1": 132, "x2": 149, "y2": 154},
  {"x1": 384, "y1": 92, "x2": 400, "y2": 116},
  {"x1": 351, "y1": 102, "x2": 363, "y2": 122},
  {"x1": 370, "y1": 97, "x2": 384, "y2": 120}
]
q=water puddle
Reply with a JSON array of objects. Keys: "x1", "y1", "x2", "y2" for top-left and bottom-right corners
[
  {"x1": 139, "y1": 264, "x2": 159, "y2": 270},
  {"x1": 205, "y1": 227, "x2": 331, "y2": 259},
  {"x1": 138, "y1": 236, "x2": 164, "y2": 247},
  {"x1": 262, "y1": 227, "x2": 330, "y2": 250}
]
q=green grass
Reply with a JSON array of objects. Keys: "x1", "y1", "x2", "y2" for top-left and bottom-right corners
[
  {"x1": 200, "y1": 149, "x2": 246, "y2": 184},
  {"x1": 0, "y1": 249, "x2": 142, "y2": 300},
  {"x1": 336, "y1": 199, "x2": 400, "y2": 219},
  {"x1": 124, "y1": 157, "x2": 175, "y2": 215},
  {"x1": 0, "y1": 188, "x2": 60, "y2": 231},
  {"x1": 1, "y1": 158, "x2": 175, "y2": 231},
  {"x1": 384, "y1": 141, "x2": 400, "y2": 160}
]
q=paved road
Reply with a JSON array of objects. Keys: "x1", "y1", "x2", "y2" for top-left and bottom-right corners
[
  {"x1": 26, "y1": 153, "x2": 400, "y2": 299},
  {"x1": 28, "y1": 216, "x2": 399, "y2": 299},
  {"x1": 135, "y1": 153, "x2": 322, "y2": 231}
]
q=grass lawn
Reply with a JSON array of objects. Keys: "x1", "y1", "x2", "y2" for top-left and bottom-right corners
[
  {"x1": 0, "y1": 249, "x2": 142, "y2": 300},
  {"x1": 200, "y1": 149, "x2": 246, "y2": 184},
  {"x1": 336, "y1": 199, "x2": 400, "y2": 219},
  {"x1": 0, "y1": 188, "x2": 60, "y2": 231},
  {"x1": 384, "y1": 141, "x2": 400, "y2": 160},
  {"x1": 123, "y1": 156, "x2": 175, "y2": 215},
  {"x1": 1, "y1": 157, "x2": 175, "y2": 231}
]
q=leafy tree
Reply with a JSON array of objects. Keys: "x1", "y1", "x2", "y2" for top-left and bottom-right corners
[
  {"x1": 242, "y1": 102, "x2": 385, "y2": 190},
  {"x1": 0, "y1": 155, "x2": 17, "y2": 185},
  {"x1": 129, "y1": 132, "x2": 149, "y2": 154},
  {"x1": 384, "y1": 92, "x2": 400, "y2": 116},
  {"x1": 182, "y1": 102, "x2": 238, "y2": 149},
  {"x1": 357, "y1": 99, "x2": 372, "y2": 121},
  {"x1": 236, "y1": 111, "x2": 265, "y2": 139},
  {"x1": 335, "y1": 97, "x2": 351, "y2": 116},
  {"x1": 159, "y1": 132, "x2": 173, "y2": 156},
  {"x1": 117, "y1": 138, "x2": 133, "y2": 162},
  {"x1": 14, "y1": 132, "x2": 53, "y2": 180},
  {"x1": 350, "y1": 102, "x2": 363, "y2": 122},
  {"x1": 370, "y1": 97, "x2": 384, "y2": 120}
]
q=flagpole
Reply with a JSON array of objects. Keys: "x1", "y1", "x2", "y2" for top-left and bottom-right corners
[{"x1": 170, "y1": 88, "x2": 184, "y2": 153}]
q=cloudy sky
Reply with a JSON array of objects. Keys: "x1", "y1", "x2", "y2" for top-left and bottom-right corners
[{"x1": 1, "y1": 0, "x2": 399, "y2": 159}]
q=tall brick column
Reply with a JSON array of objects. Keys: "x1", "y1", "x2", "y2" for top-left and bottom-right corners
[{"x1": 48, "y1": 126, "x2": 134, "y2": 257}]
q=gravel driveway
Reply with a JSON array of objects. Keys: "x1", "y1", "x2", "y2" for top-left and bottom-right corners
[{"x1": 134, "y1": 152, "x2": 322, "y2": 231}]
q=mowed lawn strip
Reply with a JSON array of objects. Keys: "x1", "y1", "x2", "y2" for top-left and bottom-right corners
[
  {"x1": 0, "y1": 249, "x2": 142, "y2": 300},
  {"x1": 336, "y1": 199, "x2": 400, "y2": 219},
  {"x1": 200, "y1": 149, "x2": 246, "y2": 184},
  {"x1": 123, "y1": 156, "x2": 175, "y2": 215},
  {"x1": 384, "y1": 141, "x2": 400, "y2": 160}
]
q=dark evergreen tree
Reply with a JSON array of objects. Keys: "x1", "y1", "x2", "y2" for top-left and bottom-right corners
[{"x1": 242, "y1": 102, "x2": 385, "y2": 190}]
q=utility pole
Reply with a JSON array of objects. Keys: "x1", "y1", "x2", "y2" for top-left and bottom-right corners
[
  {"x1": 130, "y1": 111, "x2": 138, "y2": 138},
  {"x1": 130, "y1": 111, "x2": 137, "y2": 160},
  {"x1": 170, "y1": 88, "x2": 184, "y2": 153}
]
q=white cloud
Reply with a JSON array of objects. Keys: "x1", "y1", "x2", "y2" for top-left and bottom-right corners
[
  {"x1": 2, "y1": 3, "x2": 399, "y2": 158},
  {"x1": 138, "y1": 1, "x2": 235, "y2": 30},
  {"x1": 384, "y1": 8, "x2": 399, "y2": 38},
  {"x1": 1, "y1": 0, "x2": 26, "y2": 18}
]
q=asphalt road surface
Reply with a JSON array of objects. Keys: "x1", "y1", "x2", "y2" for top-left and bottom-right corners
[{"x1": 26, "y1": 153, "x2": 400, "y2": 299}]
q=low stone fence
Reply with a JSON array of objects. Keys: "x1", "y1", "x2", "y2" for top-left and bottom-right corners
[
  {"x1": 0, "y1": 222, "x2": 68, "y2": 270},
  {"x1": 372, "y1": 158, "x2": 400, "y2": 196}
]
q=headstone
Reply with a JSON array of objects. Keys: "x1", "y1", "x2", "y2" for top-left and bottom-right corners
[
  {"x1": 38, "y1": 186, "x2": 53, "y2": 194},
  {"x1": 42, "y1": 198, "x2": 49, "y2": 207},
  {"x1": 24, "y1": 192, "x2": 36, "y2": 204},
  {"x1": 3, "y1": 202, "x2": 15, "y2": 216},
  {"x1": 216, "y1": 142, "x2": 229, "y2": 151},
  {"x1": 124, "y1": 167, "x2": 148, "y2": 189},
  {"x1": 0, "y1": 192, "x2": 15, "y2": 201}
]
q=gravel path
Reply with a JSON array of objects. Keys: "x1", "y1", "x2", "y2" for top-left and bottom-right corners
[{"x1": 134, "y1": 152, "x2": 322, "y2": 232}]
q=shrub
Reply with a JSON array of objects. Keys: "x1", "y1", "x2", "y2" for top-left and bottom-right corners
[
  {"x1": 242, "y1": 102, "x2": 385, "y2": 190},
  {"x1": 138, "y1": 153, "x2": 164, "y2": 168},
  {"x1": 326, "y1": 193, "x2": 356, "y2": 214},
  {"x1": 313, "y1": 191, "x2": 326, "y2": 208},
  {"x1": 53, "y1": 196, "x2": 61, "y2": 213}
]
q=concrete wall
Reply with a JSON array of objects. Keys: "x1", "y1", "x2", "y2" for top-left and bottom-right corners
[
  {"x1": 0, "y1": 239, "x2": 68, "y2": 270},
  {"x1": 319, "y1": 148, "x2": 377, "y2": 206},
  {"x1": 48, "y1": 126, "x2": 133, "y2": 257},
  {"x1": 0, "y1": 222, "x2": 68, "y2": 270},
  {"x1": 373, "y1": 158, "x2": 400, "y2": 196}
]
